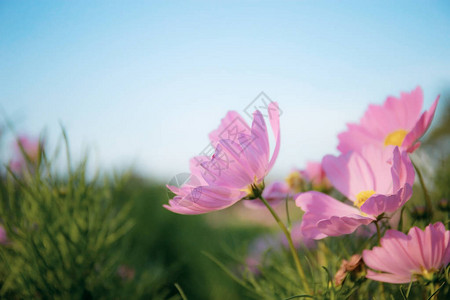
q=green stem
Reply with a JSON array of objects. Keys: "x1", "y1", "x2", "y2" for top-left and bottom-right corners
[
  {"x1": 175, "y1": 283, "x2": 188, "y2": 300},
  {"x1": 428, "y1": 283, "x2": 436, "y2": 300},
  {"x1": 379, "y1": 281, "x2": 387, "y2": 300},
  {"x1": 375, "y1": 221, "x2": 382, "y2": 245},
  {"x1": 412, "y1": 160, "x2": 433, "y2": 219},
  {"x1": 285, "y1": 195, "x2": 292, "y2": 230},
  {"x1": 428, "y1": 282, "x2": 445, "y2": 300},
  {"x1": 260, "y1": 196, "x2": 311, "y2": 294}
]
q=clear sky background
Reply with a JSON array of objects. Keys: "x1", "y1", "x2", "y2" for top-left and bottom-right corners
[{"x1": 1, "y1": 1, "x2": 449, "y2": 182}]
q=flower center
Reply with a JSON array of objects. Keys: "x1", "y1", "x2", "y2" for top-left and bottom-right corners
[
  {"x1": 242, "y1": 177, "x2": 265, "y2": 199},
  {"x1": 354, "y1": 190, "x2": 375, "y2": 208},
  {"x1": 384, "y1": 129, "x2": 408, "y2": 147},
  {"x1": 414, "y1": 267, "x2": 438, "y2": 281},
  {"x1": 285, "y1": 171, "x2": 303, "y2": 193}
]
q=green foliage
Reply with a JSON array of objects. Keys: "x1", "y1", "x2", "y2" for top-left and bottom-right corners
[
  {"x1": 214, "y1": 233, "x2": 449, "y2": 299},
  {"x1": 117, "y1": 175, "x2": 265, "y2": 299},
  {"x1": 0, "y1": 130, "x2": 268, "y2": 299},
  {"x1": 0, "y1": 136, "x2": 168, "y2": 299}
]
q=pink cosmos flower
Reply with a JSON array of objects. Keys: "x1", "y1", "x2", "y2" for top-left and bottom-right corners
[
  {"x1": 300, "y1": 161, "x2": 331, "y2": 190},
  {"x1": 338, "y1": 87, "x2": 439, "y2": 154},
  {"x1": 165, "y1": 102, "x2": 280, "y2": 214},
  {"x1": 363, "y1": 222, "x2": 450, "y2": 284},
  {"x1": 9, "y1": 135, "x2": 42, "y2": 173},
  {"x1": 295, "y1": 146, "x2": 414, "y2": 239}
]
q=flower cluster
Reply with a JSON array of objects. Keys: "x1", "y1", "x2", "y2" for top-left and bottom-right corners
[{"x1": 166, "y1": 87, "x2": 448, "y2": 296}]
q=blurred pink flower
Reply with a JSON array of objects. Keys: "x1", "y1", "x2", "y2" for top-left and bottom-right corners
[
  {"x1": 281, "y1": 222, "x2": 316, "y2": 250},
  {"x1": 295, "y1": 146, "x2": 414, "y2": 239},
  {"x1": 245, "y1": 221, "x2": 314, "y2": 274},
  {"x1": 165, "y1": 102, "x2": 280, "y2": 214},
  {"x1": 117, "y1": 265, "x2": 135, "y2": 281},
  {"x1": 9, "y1": 135, "x2": 41, "y2": 173},
  {"x1": 338, "y1": 87, "x2": 439, "y2": 154},
  {"x1": 245, "y1": 235, "x2": 280, "y2": 275},
  {"x1": 300, "y1": 161, "x2": 331, "y2": 190},
  {"x1": 363, "y1": 222, "x2": 450, "y2": 284},
  {"x1": 285, "y1": 169, "x2": 305, "y2": 194},
  {"x1": 0, "y1": 226, "x2": 8, "y2": 245}
]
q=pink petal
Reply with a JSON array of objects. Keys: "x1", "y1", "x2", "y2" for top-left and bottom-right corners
[
  {"x1": 379, "y1": 230, "x2": 419, "y2": 273},
  {"x1": 365, "y1": 270, "x2": 412, "y2": 284},
  {"x1": 407, "y1": 223, "x2": 448, "y2": 271},
  {"x1": 363, "y1": 231, "x2": 418, "y2": 280},
  {"x1": 164, "y1": 186, "x2": 246, "y2": 215},
  {"x1": 360, "y1": 87, "x2": 423, "y2": 139},
  {"x1": 360, "y1": 145, "x2": 396, "y2": 194},
  {"x1": 301, "y1": 161, "x2": 330, "y2": 188},
  {"x1": 250, "y1": 110, "x2": 270, "y2": 165},
  {"x1": 238, "y1": 133, "x2": 268, "y2": 180},
  {"x1": 166, "y1": 184, "x2": 183, "y2": 195},
  {"x1": 383, "y1": 86, "x2": 424, "y2": 131},
  {"x1": 200, "y1": 141, "x2": 253, "y2": 188},
  {"x1": 317, "y1": 215, "x2": 375, "y2": 237},
  {"x1": 208, "y1": 111, "x2": 251, "y2": 145},
  {"x1": 337, "y1": 123, "x2": 378, "y2": 154},
  {"x1": 189, "y1": 156, "x2": 210, "y2": 185},
  {"x1": 360, "y1": 104, "x2": 400, "y2": 141},
  {"x1": 267, "y1": 102, "x2": 281, "y2": 172},
  {"x1": 403, "y1": 95, "x2": 439, "y2": 152},
  {"x1": 391, "y1": 147, "x2": 415, "y2": 191},
  {"x1": 408, "y1": 142, "x2": 421, "y2": 153},
  {"x1": 444, "y1": 230, "x2": 450, "y2": 266},
  {"x1": 360, "y1": 184, "x2": 412, "y2": 216},
  {"x1": 238, "y1": 103, "x2": 279, "y2": 180},
  {"x1": 322, "y1": 152, "x2": 375, "y2": 201},
  {"x1": 295, "y1": 191, "x2": 374, "y2": 239}
]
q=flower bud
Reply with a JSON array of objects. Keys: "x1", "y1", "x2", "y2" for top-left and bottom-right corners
[
  {"x1": 334, "y1": 254, "x2": 365, "y2": 286},
  {"x1": 410, "y1": 205, "x2": 430, "y2": 220},
  {"x1": 437, "y1": 198, "x2": 449, "y2": 212}
]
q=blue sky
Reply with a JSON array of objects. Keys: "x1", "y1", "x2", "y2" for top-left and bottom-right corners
[{"x1": 1, "y1": 1, "x2": 449, "y2": 181}]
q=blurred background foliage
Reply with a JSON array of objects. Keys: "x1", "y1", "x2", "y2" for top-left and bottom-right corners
[{"x1": 0, "y1": 94, "x2": 448, "y2": 300}]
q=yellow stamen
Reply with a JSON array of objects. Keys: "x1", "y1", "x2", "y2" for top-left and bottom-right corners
[
  {"x1": 285, "y1": 171, "x2": 304, "y2": 193},
  {"x1": 384, "y1": 129, "x2": 408, "y2": 147},
  {"x1": 241, "y1": 185, "x2": 253, "y2": 195},
  {"x1": 354, "y1": 190, "x2": 375, "y2": 208}
]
